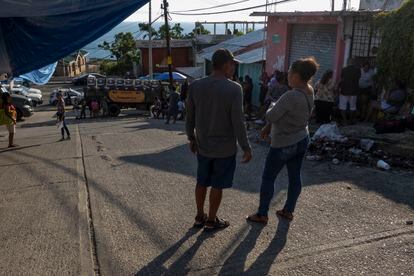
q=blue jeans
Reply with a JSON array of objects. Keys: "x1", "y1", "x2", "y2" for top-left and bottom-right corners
[{"x1": 258, "y1": 137, "x2": 309, "y2": 216}]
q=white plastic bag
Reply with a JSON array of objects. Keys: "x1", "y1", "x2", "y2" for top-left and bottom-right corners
[{"x1": 312, "y1": 123, "x2": 347, "y2": 142}]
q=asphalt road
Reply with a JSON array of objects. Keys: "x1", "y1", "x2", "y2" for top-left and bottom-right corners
[{"x1": 1, "y1": 106, "x2": 413, "y2": 275}]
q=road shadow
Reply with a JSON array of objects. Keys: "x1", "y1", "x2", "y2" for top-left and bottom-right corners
[
  {"x1": 135, "y1": 228, "x2": 211, "y2": 276},
  {"x1": 118, "y1": 143, "x2": 414, "y2": 210},
  {"x1": 119, "y1": 144, "x2": 195, "y2": 177},
  {"x1": 123, "y1": 118, "x2": 185, "y2": 133},
  {"x1": 0, "y1": 141, "x2": 60, "y2": 153},
  {"x1": 244, "y1": 219, "x2": 290, "y2": 275},
  {"x1": 218, "y1": 223, "x2": 266, "y2": 275}
]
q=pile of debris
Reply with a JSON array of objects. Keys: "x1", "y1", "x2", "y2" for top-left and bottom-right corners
[{"x1": 307, "y1": 124, "x2": 414, "y2": 171}]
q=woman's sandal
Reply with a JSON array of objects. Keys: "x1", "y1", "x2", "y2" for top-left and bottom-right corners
[
  {"x1": 193, "y1": 214, "x2": 208, "y2": 228},
  {"x1": 246, "y1": 214, "x2": 268, "y2": 225},
  {"x1": 276, "y1": 209, "x2": 294, "y2": 221},
  {"x1": 204, "y1": 217, "x2": 230, "y2": 232}
]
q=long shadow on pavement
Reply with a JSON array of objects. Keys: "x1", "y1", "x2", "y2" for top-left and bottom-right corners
[
  {"x1": 218, "y1": 223, "x2": 265, "y2": 275},
  {"x1": 244, "y1": 219, "x2": 290, "y2": 275},
  {"x1": 135, "y1": 228, "x2": 210, "y2": 276},
  {"x1": 118, "y1": 144, "x2": 414, "y2": 210}
]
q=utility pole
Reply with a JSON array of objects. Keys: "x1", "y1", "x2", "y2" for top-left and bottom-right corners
[
  {"x1": 162, "y1": 0, "x2": 173, "y2": 87},
  {"x1": 342, "y1": 0, "x2": 347, "y2": 11},
  {"x1": 148, "y1": 0, "x2": 153, "y2": 79},
  {"x1": 331, "y1": 0, "x2": 335, "y2": 11}
]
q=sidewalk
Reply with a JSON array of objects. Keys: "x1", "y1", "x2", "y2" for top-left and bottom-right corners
[{"x1": 0, "y1": 112, "x2": 94, "y2": 275}]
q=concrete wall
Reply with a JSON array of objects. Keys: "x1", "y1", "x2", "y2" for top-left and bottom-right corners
[
  {"x1": 140, "y1": 47, "x2": 194, "y2": 75},
  {"x1": 265, "y1": 15, "x2": 346, "y2": 81}
]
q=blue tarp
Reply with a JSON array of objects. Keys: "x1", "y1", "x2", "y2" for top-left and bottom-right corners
[
  {"x1": 0, "y1": 0, "x2": 149, "y2": 77},
  {"x1": 154, "y1": 72, "x2": 188, "y2": 81},
  {"x1": 19, "y1": 62, "x2": 58, "y2": 85}
]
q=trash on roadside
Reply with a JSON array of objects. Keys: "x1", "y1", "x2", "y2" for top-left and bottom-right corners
[
  {"x1": 312, "y1": 123, "x2": 348, "y2": 142},
  {"x1": 332, "y1": 158, "x2": 340, "y2": 165},
  {"x1": 306, "y1": 155, "x2": 322, "y2": 161},
  {"x1": 360, "y1": 139, "x2": 375, "y2": 152},
  {"x1": 377, "y1": 160, "x2": 391, "y2": 170},
  {"x1": 349, "y1": 147, "x2": 363, "y2": 155}
]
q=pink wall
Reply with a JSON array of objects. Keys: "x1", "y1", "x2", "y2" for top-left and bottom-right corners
[{"x1": 266, "y1": 14, "x2": 345, "y2": 80}]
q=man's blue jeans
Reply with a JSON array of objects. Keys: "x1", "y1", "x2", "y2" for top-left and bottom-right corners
[{"x1": 258, "y1": 137, "x2": 309, "y2": 217}]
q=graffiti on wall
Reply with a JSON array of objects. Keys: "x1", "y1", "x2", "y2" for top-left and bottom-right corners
[{"x1": 273, "y1": 55, "x2": 285, "y2": 71}]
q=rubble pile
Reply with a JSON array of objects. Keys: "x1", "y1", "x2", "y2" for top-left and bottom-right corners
[
  {"x1": 307, "y1": 124, "x2": 414, "y2": 171},
  {"x1": 249, "y1": 123, "x2": 414, "y2": 171}
]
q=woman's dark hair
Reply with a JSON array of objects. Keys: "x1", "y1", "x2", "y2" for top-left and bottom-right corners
[
  {"x1": 396, "y1": 80, "x2": 407, "y2": 90},
  {"x1": 1, "y1": 92, "x2": 10, "y2": 102},
  {"x1": 320, "y1": 70, "x2": 333, "y2": 85},
  {"x1": 290, "y1": 57, "x2": 319, "y2": 82}
]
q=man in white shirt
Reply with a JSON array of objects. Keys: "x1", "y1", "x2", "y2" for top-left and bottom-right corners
[{"x1": 359, "y1": 62, "x2": 375, "y2": 119}]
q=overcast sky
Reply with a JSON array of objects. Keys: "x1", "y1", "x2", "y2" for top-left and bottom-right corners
[{"x1": 125, "y1": 0, "x2": 361, "y2": 22}]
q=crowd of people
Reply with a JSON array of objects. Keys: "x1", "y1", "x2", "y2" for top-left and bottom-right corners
[
  {"x1": 150, "y1": 81, "x2": 188, "y2": 124},
  {"x1": 255, "y1": 60, "x2": 413, "y2": 127}
]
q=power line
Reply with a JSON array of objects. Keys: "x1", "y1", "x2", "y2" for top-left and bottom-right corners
[
  {"x1": 172, "y1": 0, "x2": 250, "y2": 13},
  {"x1": 170, "y1": 0, "x2": 296, "y2": 16}
]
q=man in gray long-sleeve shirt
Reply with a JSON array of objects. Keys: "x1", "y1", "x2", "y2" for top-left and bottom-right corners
[{"x1": 186, "y1": 48, "x2": 252, "y2": 232}]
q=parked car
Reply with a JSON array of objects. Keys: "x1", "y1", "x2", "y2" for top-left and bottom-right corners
[
  {"x1": 1, "y1": 85, "x2": 34, "y2": 121},
  {"x1": 9, "y1": 86, "x2": 43, "y2": 106},
  {"x1": 13, "y1": 77, "x2": 32, "y2": 88},
  {"x1": 72, "y1": 73, "x2": 106, "y2": 86},
  {"x1": 13, "y1": 84, "x2": 42, "y2": 96},
  {"x1": 49, "y1": 88, "x2": 84, "y2": 106}
]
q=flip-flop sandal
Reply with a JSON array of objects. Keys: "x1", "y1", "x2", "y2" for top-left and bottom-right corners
[
  {"x1": 276, "y1": 209, "x2": 294, "y2": 221},
  {"x1": 246, "y1": 214, "x2": 268, "y2": 225},
  {"x1": 204, "y1": 217, "x2": 230, "y2": 232},
  {"x1": 193, "y1": 214, "x2": 207, "y2": 228}
]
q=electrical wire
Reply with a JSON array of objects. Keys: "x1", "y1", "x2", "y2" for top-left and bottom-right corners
[
  {"x1": 171, "y1": 0, "x2": 250, "y2": 13},
  {"x1": 170, "y1": 0, "x2": 296, "y2": 16}
]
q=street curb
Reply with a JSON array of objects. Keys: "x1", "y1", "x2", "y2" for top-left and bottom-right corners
[{"x1": 76, "y1": 124, "x2": 100, "y2": 276}]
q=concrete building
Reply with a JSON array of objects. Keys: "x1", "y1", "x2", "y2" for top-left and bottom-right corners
[
  {"x1": 54, "y1": 50, "x2": 89, "y2": 77},
  {"x1": 136, "y1": 39, "x2": 194, "y2": 76},
  {"x1": 252, "y1": 0, "x2": 404, "y2": 83},
  {"x1": 198, "y1": 29, "x2": 266, "y2": 106}
]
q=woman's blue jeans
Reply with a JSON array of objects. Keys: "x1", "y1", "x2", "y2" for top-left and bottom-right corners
[{"x1": 258, "y1": 137, "x2": 309, "y2": 216}]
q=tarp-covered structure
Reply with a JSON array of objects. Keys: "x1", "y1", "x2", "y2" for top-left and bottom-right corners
[{"x1": 0, "y1": 0, "x2": 149, "y2": 77}]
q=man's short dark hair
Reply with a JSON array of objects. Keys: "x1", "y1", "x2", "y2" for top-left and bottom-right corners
[{"x1": 212, "y1": 49, "x2": 236, "y2": 70}]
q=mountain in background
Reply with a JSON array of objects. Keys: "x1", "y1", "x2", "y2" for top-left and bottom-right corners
[{"x1": 83, "y1": 21, "x2": 263, "y2": 59}]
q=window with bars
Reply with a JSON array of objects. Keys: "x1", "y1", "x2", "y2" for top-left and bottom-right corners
[{"x1": 350, "y1": 16, "x2": 381, "y2": 62}]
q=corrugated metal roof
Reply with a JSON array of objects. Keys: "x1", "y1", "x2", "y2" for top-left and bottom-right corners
[
  {"x1": 235, "y1": 47, "x2": 266, "y2": 64},
  {"x1": 176, "y1": 67, "x2": 204, "y2": 79},
  {"x1": 251, "y1": 10, "x2": 379, "y2": 17},
  {"x1": 199, "y1": 29, "x2": 265, "y2": 60}
]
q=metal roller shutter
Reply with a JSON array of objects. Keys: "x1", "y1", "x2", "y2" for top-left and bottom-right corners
[{"x1": 289, "y1": 24, "x2": 337, "y2": 83}]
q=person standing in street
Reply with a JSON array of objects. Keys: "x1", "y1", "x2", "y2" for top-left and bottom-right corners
[
  {"x1": 358, "y1": 62, "x2": 375, "y2": 120},
  {"x1": 1, "y1": 92, "x2": 18, "y2": 148},
  {"x1": 56, "y1": 93, "x2": 71, "y2": 141},
  {"x1": 243, "y1": 75, "x2": 253, "y2": 121},
  {"x1": 339, "y1": 59, "x2": 361, "y2": 125},
  {"x1": 247, "y1": 57, "x2": 318, "y2": 224},
  {"x1": 186, "y1": 48, "x2": 252, "y2": 232},
  {"x1": 314, "y1": 70, "x2": 335, "y2": 123},
  {"x1": 166, "y1": 86, "x2": 180, "y2": 124}
]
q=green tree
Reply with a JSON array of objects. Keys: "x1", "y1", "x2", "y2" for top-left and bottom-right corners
[
  {"x1": 233, "y1": 29, "x2": 244, "y2": 36},
  {"x1": 171, "y1": 23, "x2": 184, "y2": 39},
  {"x1": 98, "y1": 32, "x2": 140, "y2": 76},
  {"x1": 157, "y1": 24, "x2": 170, "y2": 40},
  {"x1": 375, "y1": 1, "x2": 414, "y2": 88},
  {"x1": 192, "y1": 22, "x2": 211, "y2": 36},
  {"x1": 138, "y1": 22, "x2": 158, "y2": 39}
]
